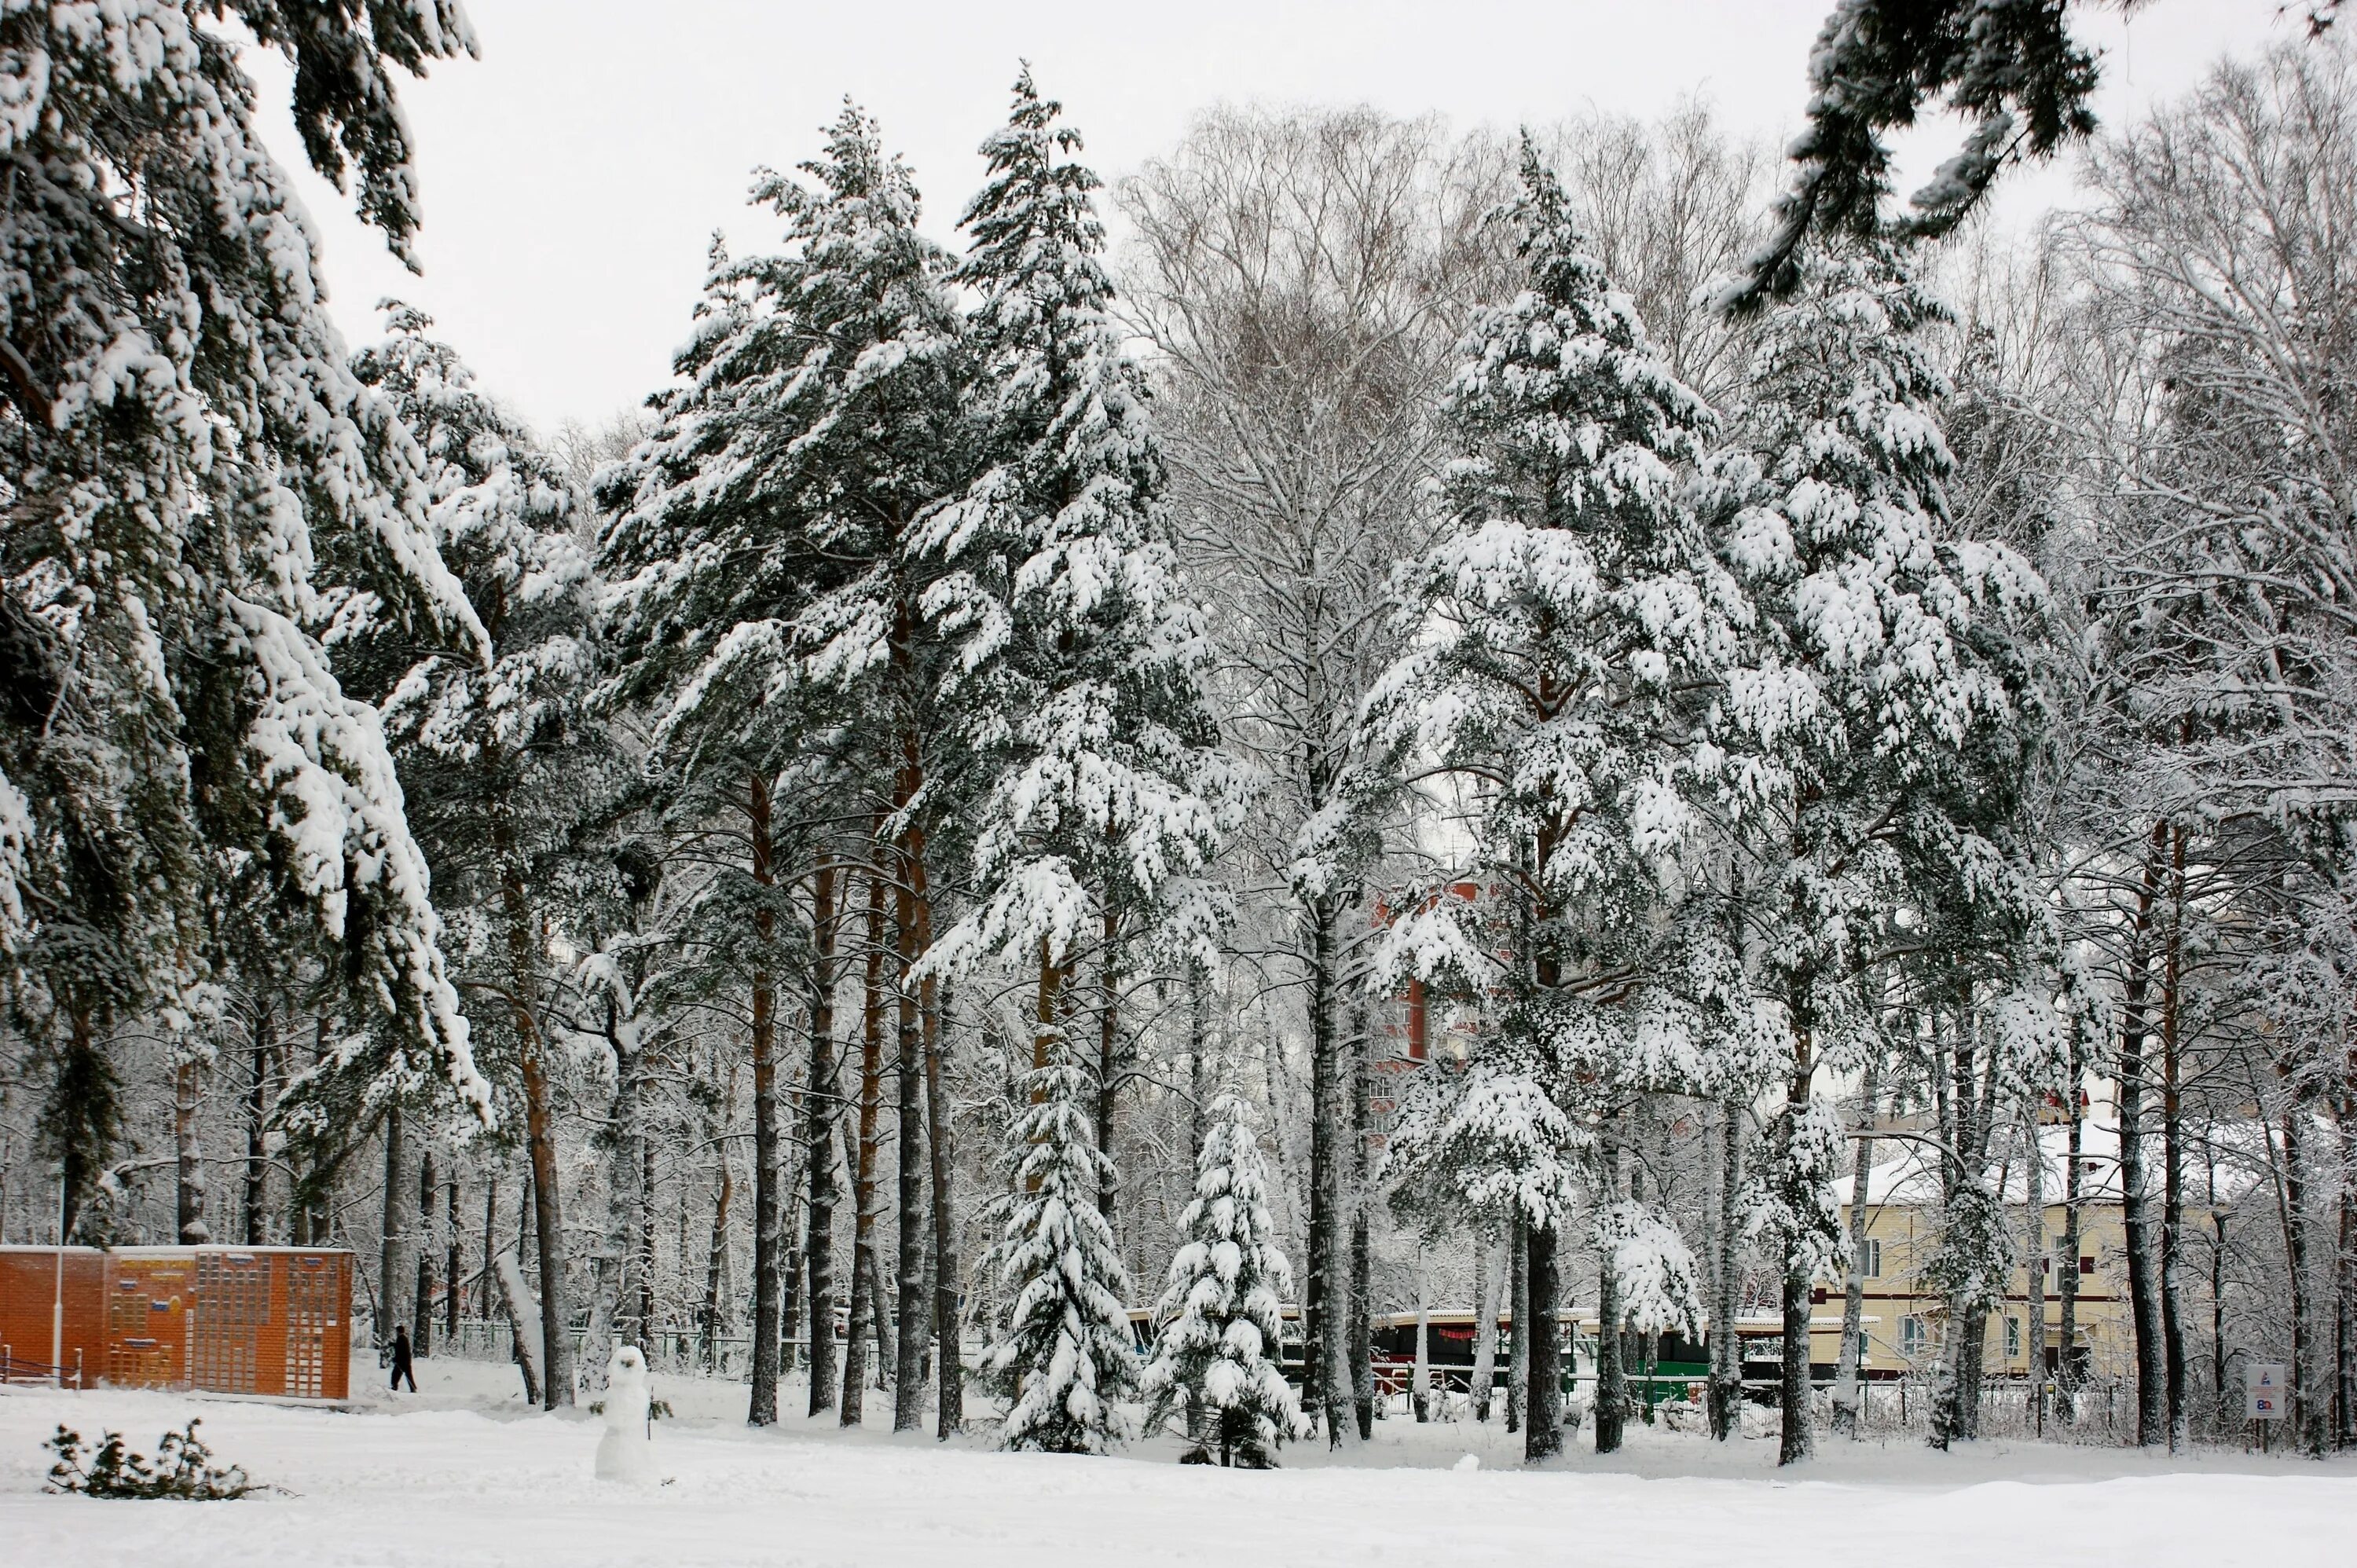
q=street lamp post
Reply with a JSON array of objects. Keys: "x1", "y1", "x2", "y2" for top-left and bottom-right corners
[{"x1": 53, "y1": 1164, "x2": 67, "y2": 1388}]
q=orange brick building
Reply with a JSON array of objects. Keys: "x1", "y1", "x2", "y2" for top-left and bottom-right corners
[{"x1": 0, "y1": 1244, "x2": 351, "y2": 1400}]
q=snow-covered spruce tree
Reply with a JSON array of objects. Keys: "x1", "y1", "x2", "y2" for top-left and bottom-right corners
[
  {"x1": 599, "y1": 103, "x2": 967, "y2": 1428},
  {"x1": 342, "y1": 304, "x2": 607, "y2": 1405},
  {"x1": 982, "y1": 1049, "x2": 1138, "y2": 1454},
  {"x1": 1704, "y1": 242, "x2": 2049, "y2": 1464},
  {"x1": 1365, "y1": 139, "x2": 1739, "y2": 1462},
  {"x1": 928, "y1": 71, "x2": 1232, "y2": 1437},
  {"x1": 0, "y1": 2, "x2": 492, "y2": 1235},
  {"x1": 1142, "y1": 1092, "x2": 1307, "y2": 1467}
]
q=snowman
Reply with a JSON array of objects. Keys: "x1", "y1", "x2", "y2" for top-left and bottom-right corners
[{"x1": 595, "y1": 1344, "x2": 661, "y2": 1484}]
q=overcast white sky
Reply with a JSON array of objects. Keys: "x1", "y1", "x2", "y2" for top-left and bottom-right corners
[{"x1": 242, "y1": 0, "x2": 2296, "y2": 434}]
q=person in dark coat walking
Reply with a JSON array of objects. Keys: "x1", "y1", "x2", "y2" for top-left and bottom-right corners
[{"x1": 390, "y1": 1324, "x2": 416, "y2": 1393}]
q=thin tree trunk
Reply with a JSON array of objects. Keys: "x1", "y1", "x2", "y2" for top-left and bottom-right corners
[
  {"x1": 175, "y1": 1054, "x2": 207, "y2": 1244},
  {"x1": 2340, "y1": 1096, "x2": 2356, "y2": 1450},
  {"x1": 2210, "y1": 1176, "x2": 2230, "y2": 1434},
  {"x1": 805, "y1": 853, "x2": 841, "y2": 1416},
  {"x1": 2280, "y1": 1077, "x2": 2328, "y2": 1456},
  {"x1": 2117, "y1": 822, "x2": 2169, "y2": 1445},
  {"x1": 746, "y1": 770, "x2": 783, "y2": 1427},
  {"x1": 415, "y1": 1148, "x2": 436, "y2": 1357},
  {"x1": 1596, "y1": 1145, "x2": 1626, "y2": 1454},
  {"x1": 893, "y1": 823, "x2": 929, "y2": 1431},
  {"x1": 1471, "y1": 1233, "x2": 1503, "y2": 1423},
  {"x1": 1833, "y1": 1057, "x2": 1880, "y2": 1436},
  {"x1": 842, "y1": 862, "x2": 889, "y2": 1425},
  {"x1": 2025, "y1": 1104, "x2": 2047, "y2": 1432},
  {"x1": 865, "y1": 1240, "x2": 896, "y2": 1387},
  {"x1": 493, "y1": 1194, "x2": 544, "y2": 1406},
  {"x1": 379, "y1": 1101, "x2": 406, "y2": 1344},
  {"x1": 1776, "y1": 1020, "x2": 1817, "y2": 1465},
  {"x1": 2059, "y1": 1057, "x2": 2084, "y2": 1421},
  {"x1": 1709, "y1": 1102, "x2": 1743, "y2": 1442},
  {"x1": 1097, "y1": 901, "x2": 1121, "y2": 1221},
  {"x1": 918, "y1": 874, "x2": 962, "y2": 1438},
  {"x1": 482, "y1": 1179, "x2": 498, "y2": 1335},
  {"x1": 638, "y1": 1132, "x2": 657, "y2": 1350},
  {"x1": 1307, "y1": 898, "x2": 1352, "y2": 1445},
  {"x1": 1350, "y1": 1002, "x2": 1374, "y2": 1440},
  {"x1": 449, "y1": 1172, "x2": 464, "y2": 1340},
  {"x1": 699, "y1": 1067, "x2": 738, "y2": 1375},
  {"x1": 243, "y1": 1006, "x2": 273, "y2": 1247},
  {"x1": 1412, "y1": 1259, "x2": 1431, "y2": 1422},
  {"x1": 2160, "y1": 824, "x2": 2189, "y2": 1451}
]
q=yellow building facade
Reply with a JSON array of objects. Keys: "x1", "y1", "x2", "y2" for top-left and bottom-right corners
[{"x1": 1824, "y1": 1196, "x2": 2133, "y2": 1382}]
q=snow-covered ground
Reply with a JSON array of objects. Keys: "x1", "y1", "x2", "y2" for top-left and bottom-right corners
[{"x1": 4, "y1": 1355, "x2": 2351, "y2": 1566}]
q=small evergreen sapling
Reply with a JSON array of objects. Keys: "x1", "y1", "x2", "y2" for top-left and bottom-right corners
[
  {"x1": 44, "y1": 1420, "x2": 257, "y2": 1500},
  {"x1": 1142, "y1": 1093, "x2": 1307, "y2": 1467},
  {"x1": 982, "y1": 1053, "x2": 1137, "y2": 1454}
]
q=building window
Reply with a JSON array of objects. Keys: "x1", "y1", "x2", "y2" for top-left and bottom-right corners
[
  {"x1": 1860, "y1": 1237, "x2": 1882, "y2": 1279},
  {"x1": 1901, "y1": 1316, "x2": 1928, "y2": 1357},
  {"x1": 2005, "y1": 1316, "x2": 2022, "y2": 1360}
]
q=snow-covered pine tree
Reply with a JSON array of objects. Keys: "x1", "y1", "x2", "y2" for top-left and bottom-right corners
[
  {"x1": 1704, "y1": 241, "x2": 2049, "y2": 1464},
  {"x1": 342, "y1": 303, "x2": 607, "y2": 1407},
  {"x1": 930, "y1": 66, "x2": 1231, "y2": 1040},
  {"x1": 1142, "y1": 1092, "x2": 1306, "y2": 1467},
  {"x1": 599, "y1": 103, "x2": 967, "y2": 1428},
  {"x1": 929, "y1": 72, "x2": 1232, "y2": 1432},
  {"x1": 0, "y1": 4, "x2": 491, "y2": 1235},
  {"x1": 982, "y1": 1047, "x2": 1137, "y2": 1454},
  {"x1": 1366, "y1": 137, "x2": 1738, "y2": 1462},
  {"x1": 1727, "y1": 0, "x2": 2102, "y2": 313}
]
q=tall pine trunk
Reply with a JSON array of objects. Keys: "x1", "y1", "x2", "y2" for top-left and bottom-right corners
[
  {"x1": 842, "y1": 863, "x2": 889, "y2": 1424},
  {"x1": 804, "y1": 854, "x2": 841, "y2": 1416},
  {"x1": 497, "y1": 798, "x2": 571, "y2": 1409},
  {"x1": 892, "y1": 826, "x2": 929, "y2": 1431},
  {"x1": 747, "y1": 771, "x2": 783, "y2": 1427},
  {"x1": 1524, "y1": 1219, "x2": 1563, "y2": 1460}
]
